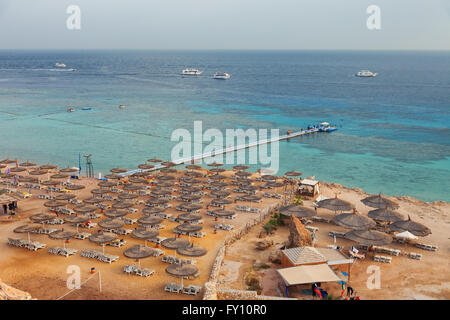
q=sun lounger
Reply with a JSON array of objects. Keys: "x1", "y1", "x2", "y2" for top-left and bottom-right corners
[
  {"x1": 109, "y1": 239, "x2": 126, "y2": 247},
  {"x1": 328, "y1": 231, "x2": 345, "y2": 239},
  {"x1": 373, "y1": 246, "x2": 401, "y2": 256},
  {"x1": 408, "y1": 252, "x2": 422, "y2": 260},
  {"x1": 189, "y1": 231, "x2": 206, "y2": 238},
  {"x1": 373, "y1": 255, "x2": 392, "y2": 263},
  {"x1": 414, "y1": 243, "x2": 438, "y2": 252},
  {"x1": 311, "y1": 216, "x2": 331, "y2": 223},
  {"x1": 348, "y1": 250, "x2": 365, "y2": 260},
  {"x1": 74, "y1": 232, "x2": 91, "y2": 240}
]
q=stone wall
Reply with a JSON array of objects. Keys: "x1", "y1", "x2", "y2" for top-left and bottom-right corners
[
  {"x1": 217, "y1": 289, "x2": 296, "y2": 300},
  {"x1": 203, "y1": 199, "x2": 290, "y2": 300},
  {"x1": 0, "y1": 279, "x2": 33, "y2": 300}
]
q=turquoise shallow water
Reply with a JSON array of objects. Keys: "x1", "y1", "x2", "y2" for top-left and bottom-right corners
[{"x1": 0, "y1": 50, "x2": 449, "y2": 202}]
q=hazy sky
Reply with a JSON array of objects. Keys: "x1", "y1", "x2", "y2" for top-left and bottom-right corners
[{"x1": 0, "y1": 0, "x2": 449, "y2": 50}]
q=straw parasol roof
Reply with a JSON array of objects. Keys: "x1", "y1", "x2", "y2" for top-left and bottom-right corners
[
  {"x1": 0, "y1": 164, "x2": 6, "y2": 169},
  {"x1": 177, "y1": 213, "x2": 202, "y2": 222},
  {"x1": 17, "y1": 176, "x2": 38, "y2": 183},
  {"x1": 177, "y1": 244, "x2": 207, "y2": 257},
  {"x1": 110, "y1": 168, "x2": 127, "y2": 173},
  {"x1": 83, "y1": 197, "x2": 104, "y2": 204},
  {"x1": 123, "y1": 184, "x2": 142, "y2": 191},
  {"x1": 180, "y1": 194, "x2": 202, "y2": 202},
  {"x1": 207, "y1": 162, "x2": 223, "y2": 167},
  {"x1": 104, "y1": 209, "x2": 128, "y2": 218},
  {"x1": 30, "y1": 213, "x2": 57, "y2": 223},
  {"x1": 235, "y1": 171, "x2": 252, "y2": 177},
  {"x1": 91, "y1": 188, "x2": 110, "y2": 195},
  {"x1": 40, "y1": 180, "x2": 60, "y2": 186},
  {"x1": 280, "y1": 205, "x2": 317, "y2": 218},
  {"x1": 49, "y1": 230, "x2": 76, "y2": 240},
  {"x1": 153, "y1": 181, "x2": 175, "y2": 188},
  {"x1": 161, "y1": 237, "x2": 190, "y2": 249},
  {"x1": 146, "y1": 198, "x2": 169, "y2": 206},
  {"x1": 233, "y1": 164, "x2": 249, "y2": 171},
  {"x1": 10, "y1": 167, "x2": 26, "y2": 173},
  {"x1": 209, "y1": 174, "x2": 226, "y2": 180},
  {"x1": 89, "y1": 232, "x2": 117, "y2": 244},
  {"x1": 60, "y1": 167, "x2": 78, "y2": 173},
  {"x1": 361, "y1": 193, "x2": 399, "y2": 210},
  {"x1": 98, "y1": 181, "x2": 117, "y2": 188},
  {"x1": 104, "y1": 174, "x2": 122, "y2": 180},
  {"x1": 211, "y1": 190, "x2": 231, "y2": 198},
  {"x1": 112, "y1": 201, "x2": 134, "y2": 209},
  {"x1": 185, "y1": 171, "x2": 203, "y2": 177},
  {"x1": 143, "y1": 207, "x2": 166, "y2": 215},
  {"x1": 138, "y1": 163, "x2": 155, "y2": 170},
  {"x1": 0, "y1": 159, "x2": 17, "y2": 164},
  {"x1": 73, "y1": 205, "x2": 98, "y2": 213},
  {"x1": 368, "y1": 208, "x2": 405, "y2": 223},
  {"x1": 54, "y1": 194, "x2": 76, "y2": 201},
  {"x1": 147, "y1": 157, "x2": 162, "y2": 163},
  {"x1": 39, "y1": 163, "x2": 57, "y2": 170},
  {"x1": 179, "y1": 203, "x2": 203, "y2": 212},
  {"x1": 166, "y1": 263, "x2": 199, "y2": 277},
  {"x1": 265, "y1": 181, "x2": 284, "y2": 188},
  {"x1": 186, "y1": 165, "x2": 202, "y2": 170},
  {"x1": 333, "y1": 211, "x2": 376, "y2": 230},
  {"x1": 50, "y1": 173, "x2": 68, "y2": 179},
  {"x1": 161, "y1": 161, "x2": 176, "y2": 167},
  {"x1": 19, "y1": 161, "x2": 37, "y2": 167},
  {"x1": 210, "y1": 168, "x2": 226, "y2": 173},
  {"x1": 174, "y1": 223, "x2": 202, "y2": 233},
  {"x1": 344, "y1": 229, "x2": 392, "y2": 246},
  {"x1": 129, "y1": 177, "x2": 147, "y2": 184},
  {"x1": 64, "y1": 184, "x2": 85, "y2": 190},
  {"x1": 124, "y1": 245, "x2": 158, "y2": 259},
  {"x1": 389, "y1": 216, "x2": 431, "y2": 237},
  {"x1": 98, "y1": 218, "x2": 125, "y2": 229},
  {"x1": 160, "y1": 168, "x2": 177, "y2": 174},
  {"x1": 317, "y1": 196, "x2": 353, "y2": 212},
  {"x1": 284, "y1": 171, "x2": 302, "y2": 177},
  {"x1": 261, "y1": 175, "x2": 277, "y2": 181},
  {"x1": 158, "y1": 175, "x2": 175, "y2": 181},
  {"x1": 64, "y1": 215, "x2": 90, "y2": 224},
  {"x1": 212, "y1": 198, "x2": 232, "y2": 205},
  {"x1": 209, "y1": 181, "x2": 227, "y2": 188},
  {"x1": 213, "y1": 209, "x2": 235, "y2": 218},
  {"x1": 131, "y1": 228, "x2": 159, "y2": 240},
  {"x1": 138, "y1": 216, "x2": 163, "y2": 226},
  {"x1": 43, "y1": 200, "x2": 66, "y2": 208},
  {"x1": 14, "y1": 224, "x2": 42, "y2": 233},
  {"x1": 29, "y1": 169, "x2": 48, "y2": 176},
  {"x1": 118, "y1": 193, "x2": 138, "y2": 200},
  {"x1": 241, "y1": 195, "x2": 262, "y2": 202}
]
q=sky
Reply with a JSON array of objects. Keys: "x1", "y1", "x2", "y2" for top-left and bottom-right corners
[{"x1": 0, "y1": 0, "x2": 449, "y2": 50}]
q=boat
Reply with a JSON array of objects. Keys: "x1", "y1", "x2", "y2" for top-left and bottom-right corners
[
  {"x1": 318, "y1": 122, "x2": 338, "y2": 132},
  {"x1": 119, "y1": 105, "x2": 125, "y2": 109},
  {"x1": 356, "y1": 70, "x2": 378, "y2": 77},
  {"x1": 55, "y1": 63, "x2": 67, "y2": 68},
  {"x1": 66, "y1": 107, "x2": 75, "y2": 112},
  {"x1": 81, "y1": 107, "x2": 92, "y2": 111},
  {"x1": 180, "y1": 68, "x2": 203, "y2": 76},
  {"x1": 213, "y1": 72, "x2": 231, "y2": 80}
]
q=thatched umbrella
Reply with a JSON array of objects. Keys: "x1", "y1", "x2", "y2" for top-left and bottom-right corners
[
  {"x1": 161, "y1": 161, "x2": 176, "y2": 167},
  {"x1": 389, "y1": 216, "x2": 431, "y2": 237},
  {"x1": 123, "y1": 184, "x2": 142, "y2": 192},
  {"x1": 29, "y1": 169, "x2": 48, "y2": 176},
  {"x1": 39, "y1": 163, "x2": 57, "y2": 170},
  {"x1": 64, "y1": 184, "x2": 85, "y2": 191},
  {"x1": 186, "y1": 164, "x2": 202, "y2": 170},
  {"x1": 110, "y1": 168, "x2": 127, "y2": 173},
  {"x1": 174, "y1": 223, "x2": 202, "y2": 234},
  {"x1": 30, "y1": 213, "x2": 57, "y2": 223},
  {"x1": 40, "y1": 180, "x2": 60, "y2": 186},
  {"x1": 280, "y1": 205, "x2": 316, "y2": 218},
  {"x1": 361, "y1": 193, "x2": 399, "y2": 210},
  {"x1": 160, "y1": 168, "x2": 177, "y2": 174},
  {"x1": 138, "y1": 216, "x2": 163, "y2": 226},
  {"x1": 209, "y1": 182, "x2": 227, "y2": 189},
  {"x1": 151, "y1": 190, "x2": 172, "y2": 198},
  {"x1": 233, "y1": 164, "x2": 249, "y2": 171},
  {"x1": 104, "y1": 209, "x2": 128, "y2": 218},
  {"x1": 91, "y1": 188, "x2": 110, "y2": 195},
  {"x1": 235, "y1": 171, "x2": 252, "y2": 177},
  {"x1": 142, "y1": 207, "x2": 166, "y2": 215},
  {"x1": 89, "y1": 232, "x2": 117, "y2": 244},
  {"x1": 0, "y1": 158, "x2": 16, "y2": 164},
  {"x1": 179, "y1": 203, "x2": 202, "y2": 212},
  {"x1": 0, "y1": 164, "x2": 6, "y2": 169},
  {"x1": 138, "y1": 163, "x2": 155, "y2": 170},
  {"x1": 17, "y1": 176, "x2": 38, "y2": 183},
  {"x1": 177, "y1": 213, "x2": 202, "y2": 222},
  {"x1": 73, "y1": 205, "x2": 98, "y2": 213},
  {"x1": 241, "y1": 185, "x2": 258, "y2": 193},
  {"x1": 317, "y1": 196, "x2": 353, "y2": 213},
  {"x1": 19, "y1": 161, "x2": 37, "y2": 167},
  {"x1": 147, "y1": 157, "x2": 162, "y2": 163},
  {"x1": 333, "y1": 211, "x2": 376, "y2": 230},
  {"x1": 104, "y1": 174, "x2": 122, "y2": 180},
  {"x1": 185, "y1": 171, "x2": 203, "y2": 177},
  {"x1": 112, "y1": 201, "x2": 134, "y2": 209},
  {"x1": 43, "y1": 200, "x2": 66, "y2": 208},
  {"x1": 209, "y1": 174, "x2": 226, "y2": 181},
  {"x1": 153, "y1": 181, "x2": 175, "y2": 188},
  {"x1": 344, "y1": 229, "x2": 392, "y2": 246},
  {"x1": 261, "y1": 175, "x2": 277, "y2": 182},
  {"x1": 180, "y1": 194, "x2": 202, "y2": 202},
  {"x1": 284, "y1": 171, "x2": 302, "y2": 177},
  {"x1": 49, "y1": 230, "x2": 76, "y2": 240},
  {"x1": 118, "y1": 193, "x2": 138, "y2": 200},
  {"x1": 64, "y1": 215, "x2": 90, "y2": 224},
  {"x1": 213, "y1": 209, "x2": 235, "y2": 218},
  {"x1": 98, "y1": 181, "x2": 117, "y2": 188},
  {"x1": 161, "y1": 237, "x2": 190, "y2": 249},
  {"x1": 50, "y1": 173, "x2": 68, "y2": 179},
  {"x1": 60, "y1": 167, "x2": 78, "y2": 174},
  {"x1": 129, "y1": 177, "x2": 147, "y2": 184},
  {"x1": 211, "y1": 198, "x2": 232, "y2": 206},
  {"x1": 55, "y1": 194, "x2": 76, "y2": 201},
  {"x1": 158, "y1": 175, "x2": 175, "y2": 181},
  {"x1": 210, "y1": 168, "x2": 226, "y2": 174},
  {"x1": 98, "y1": 218, "x2": 124, "y2": 229},
  {"x1": 211, "y1": 190, "x2": 231, "y2": 198},
  {"x1": 10, "y1": 167, "x2": 26, "y2": 173},
  {"x1": 146, "y1": 198, "x2": 169, "y2": 207},
  {"x1": 207, "y1": 162, "x2": 223, "y2": 167},
  {"x1": 264, "y1": 181, "x2": 284, "y2": 188},
  {"x1": 14, "y1": 224, "x2": 42, "y2": 233},
  {"x1": 177, "y1": 244, "x2": 207, "y2": 257},
  {"x1": 368, "y1": 208, "x2": 405, "y2": 223},
  {"x1": 166, "y1": 263, "x2": 199, "y2": 277},
  {"x1": 124, "y1": 245, "x2": 159, "y2": 260},
  {"x1": 83, "y1": 197, "x2": 104, "y2": 204},
  {"x1": 241, "y1": 195, "x2": 262, "y2": 202},
  {"x1": 131, "y1": 229, "x2": 159, "y2": 241}
]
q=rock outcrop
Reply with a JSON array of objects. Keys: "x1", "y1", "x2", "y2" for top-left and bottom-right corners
[
  {"x1": 0, "y1": 279, "x2": 32, "y2": 300},
  {"x1": 268, "y1": 250, "x2": 282, "y2": 264},
  {"x1": 286, "y1": 216, "x2": 312, "y2": 248},
  {"x1": 255, "y1": 239, "x2": 273, "y2": 250}
]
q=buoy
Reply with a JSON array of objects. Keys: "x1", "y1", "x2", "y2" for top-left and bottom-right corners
[
  {"x1": 214, "y1": 229, "x2": 217, "y2": 234},
  {"x1": 90, "y1": 267, "x2": 96, "y2": 274}
]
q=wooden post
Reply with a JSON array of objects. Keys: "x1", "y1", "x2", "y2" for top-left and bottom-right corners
[
  {"x1": 98, "y1": 271, "x2": 102, "y2": 292},
  {"x1": 347, "y1": 263, "x2": 351, "y2": 282}
]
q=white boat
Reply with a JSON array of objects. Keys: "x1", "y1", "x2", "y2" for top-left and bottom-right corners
[
  {"x1": 181, "y1": 68, "x2": 203, "y2": 76},
  {"x1": 213, "y1": 72, "x2": 231, "y2": 80},
  {"x1": 356, "y1": 70, "x2": 378, "y2": 77},
  {"x1": 55, "y1": 63, "x2": 67, "y2": 68}
]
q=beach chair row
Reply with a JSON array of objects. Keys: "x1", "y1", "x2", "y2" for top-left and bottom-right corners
[
  {"x1": 120, "y1": 217, "x2": 137, "y2": 225},
  {"x1": 34, "y1": 228, "x2": 58, "y2": 235},
  {"x1": 23, "y1": 183, "x2": 42, "y2": 190},
  {"x1": 123, "y1": 265, "x2": 155, "y2": 277},
  {"x1": 215, "y1": 223, "x2": 233, "y2": 231},
  {"x1": 164, "y1": 283, "x2": 202, "y2": 295},
  {"x1": 235, "y1": 205, "x2": 260, "y2": 213},
  {"x1": 74, "y1": 232, "x2": 91, "y2": 240},
  {"x1": 373, "y1": 246, "x2": 401, "y2": 256},
  {"x1": 102, "y1": 228, "x2": 132, "y2": 235},
  {"x1": 43, "y1": 218, "x2": 65, "y2": 225},
  {"x1": 80, "y1": 250, "x2": 119, "y2": 263},
  {"x1": 263, "y1": 192, "x2": 282, "y2": 199},
  {"x1": 162, "y1": 255, "x2": 197, "y2": 265},
  {"x1": 48, "y1": 246, "x2": 78, "y2": 257},
  {"x1": 189, "y1": 231, "x2": 206, "y2": 238},
  {"x1": 311, "y1": 216, "x2": 331, "y2": 223},
  {"x1": 74, "y1": 222, "x2": 97, "y2": 229},
  {"x1": 8, "y1": 238, "x2": 47, "y2": 251},
  {"x1": 328, "y1": 231, "x2": 346, "y2": 239},
  {"x1": 414, "y1": 243, "x2": 438, "y2": 252},
  {"x1": 39, "y1": 194, "x2": 54, "y2": 200},
  {"x1": 373, "y1": 255, "x2": 392, "y2": 263},
  {"x1": 408, "y1": 252, "x2": 422, "y2": 260}
]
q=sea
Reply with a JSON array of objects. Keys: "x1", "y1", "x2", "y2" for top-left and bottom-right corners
[{"x1": 0, "y1": 50, "x2": 449, "y2": 202}]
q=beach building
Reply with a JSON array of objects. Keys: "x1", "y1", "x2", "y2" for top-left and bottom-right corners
[
  {"x1": 0, "y1": 194, "x2": 19, "y2": 215},
  {"x1": 298, "y1": 179, "x2": 320, "y2": 199}
]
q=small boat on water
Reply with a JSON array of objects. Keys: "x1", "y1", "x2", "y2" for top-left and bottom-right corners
[
  {"x1": 213, "y1": 72, "x2": 231, "y2": 80},
  {"x1": 67, "y1": 107, "x2": 75, "y2": 112},
  {"x1": 119, "y1": 105, "x2": 125, "y2": 109},
  {"x1": 82, "y1": 107, "x2": 92, "y2": 111},
  {"x1": 181, "y1": 68, "x2": 203, "y2": 76},
  {"x1": 318, "y1": 122, "x2": 338, "y2": 132},
  {"x1": 55, "y1": 63, "x2": 67, "y2": 68},
  {"x1": 356, "y1": 70, "x2": 378, "y2": 77}
]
